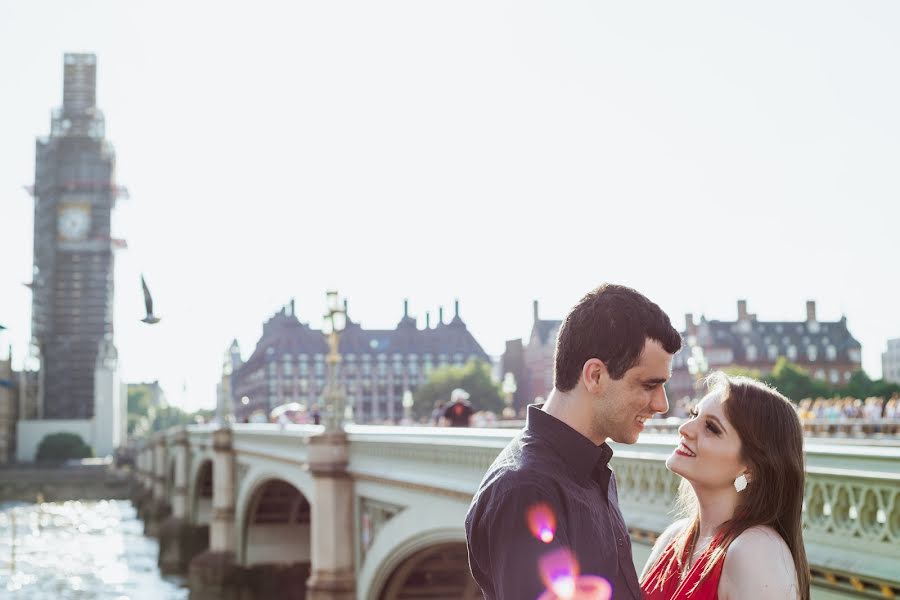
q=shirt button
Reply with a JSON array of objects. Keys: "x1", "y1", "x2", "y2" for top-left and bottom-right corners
[{"x1": 617, "y1": 538, "x2": 622, "y2": 546}]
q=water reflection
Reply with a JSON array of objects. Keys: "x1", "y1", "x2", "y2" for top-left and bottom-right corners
[{"x1": 0, "y1": 499, "x2": 188, "y2": 599}]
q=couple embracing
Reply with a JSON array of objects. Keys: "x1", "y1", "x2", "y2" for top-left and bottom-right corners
[{"x1": 466, "y1": 284, "x2": 808, "y2": 600}]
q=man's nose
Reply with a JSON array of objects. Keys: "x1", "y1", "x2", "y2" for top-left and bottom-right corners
[{"x1": 651, "y1": 386, "x2": 669, "y2": 415}]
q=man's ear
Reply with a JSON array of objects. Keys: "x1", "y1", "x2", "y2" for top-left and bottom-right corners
[{"x1": 582, "y1": 358, "x2": 609, "y2": 394}]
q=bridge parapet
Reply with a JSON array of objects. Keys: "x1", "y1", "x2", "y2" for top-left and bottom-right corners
[
  {"x1": 128, "y1": 424, "x2": 900, "y2": 599},
  {"x1": 345, "y1": 425, "x2": 512, "y2": 499}
]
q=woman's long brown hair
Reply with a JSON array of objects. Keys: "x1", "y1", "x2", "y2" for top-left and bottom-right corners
[{"x1": 647, "y1": 373, "x2": 810, "y2": 599}]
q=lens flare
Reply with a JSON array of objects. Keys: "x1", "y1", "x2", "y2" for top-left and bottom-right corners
[
  {"x1": 526, "y1": 502, "x2": 557, "y2": 544},
  {"x1": 537, "y1": 547, "x2": 612, "y2": 600},
  {"x1": 538, "y1": 547, "x2": 579, "y2": 598}
]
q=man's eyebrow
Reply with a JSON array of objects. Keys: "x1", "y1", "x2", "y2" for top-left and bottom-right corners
[{"x1": 643, "y1": 377, "x2": 669, "y2": 385}]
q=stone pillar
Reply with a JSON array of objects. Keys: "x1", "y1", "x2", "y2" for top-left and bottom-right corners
[
  {"x1": 159, "y1": 428, "x2": 209, "y2": 574},
  {"x1": 171, "y1": 429, "x2": 188, "y2": 519},
  {"x1": 188, "y1": 426, "x2": 240, "y2": 599},
  {"x1": 132, "y1": 442, "x2": 153, "y2": 514},
  {"x1": 153, "y1": 435, "x2": 167, "y2": 500},
  {"x1": 135, "y1": 444, "x2": 156, "y2": 524},
  {"x1": 210, "y1": 427, "x2": 236, "y2": 553},
  {"x1": 306, "y1": 431, "x2": 355, "y2": 600},
  {"x1": 145, "y1": 433, "x2": 171, "y2": 536}
]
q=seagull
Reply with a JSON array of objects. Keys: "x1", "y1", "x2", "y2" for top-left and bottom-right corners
[{"x1": 141, "y1": 275, "x2": 161, "y2": 324}]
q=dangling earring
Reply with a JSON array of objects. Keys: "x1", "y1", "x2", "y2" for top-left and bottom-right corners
[{"x1": 734, "y1": 474, "x2": 748, "y2": 492}]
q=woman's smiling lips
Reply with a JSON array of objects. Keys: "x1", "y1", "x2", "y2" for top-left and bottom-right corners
[{"x1": 674, "y1": 441, "x2": 696, "y2": 457}]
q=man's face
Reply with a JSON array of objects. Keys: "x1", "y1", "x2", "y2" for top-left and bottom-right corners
[{"x1": 594, "y1": 338, "x2": 673, "y2": 444}]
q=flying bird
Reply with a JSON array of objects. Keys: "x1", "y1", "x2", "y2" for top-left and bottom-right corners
[{"x1": 141, "y1": 275, "x2": 161, "y2": 324}]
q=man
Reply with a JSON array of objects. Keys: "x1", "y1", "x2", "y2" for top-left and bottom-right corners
[
  {"x1": 465, "y1": 284, "x2": 681, "y2": 599},
  {"x1": 443, "y1": 388, "x2": 474, "y2": 427}
]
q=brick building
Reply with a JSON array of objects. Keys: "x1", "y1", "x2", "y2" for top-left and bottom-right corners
[
  {"x1": 882, "y1": 338, "x2": 900, "y2": 385},
  {"x1": 500, "y1": 301, "x2": 561, "y2": 412},
  {"x1": 668, "y1": 300, "x2": 863, "y2": 401},
  {"x1": 231, "y1": 299, "x2": 490, "y2": 423}
]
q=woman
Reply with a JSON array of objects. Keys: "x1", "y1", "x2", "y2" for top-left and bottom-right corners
[{"x1": 640, "y1": 373, "x2": 810, "y2": 599}]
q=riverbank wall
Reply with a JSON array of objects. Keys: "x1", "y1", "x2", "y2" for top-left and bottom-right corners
[{"x1": 0, "y1": 463, "x2": 132, "y2": 502}]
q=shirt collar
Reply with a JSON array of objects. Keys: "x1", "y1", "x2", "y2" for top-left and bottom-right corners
[{"x1": 525, "y1": 403, "x2": 613, "y2": 482}]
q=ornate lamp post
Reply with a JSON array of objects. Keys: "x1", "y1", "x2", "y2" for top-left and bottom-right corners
[
  {"x1": 402, "y1": 389, "x2": 414, "y2": 424},
  {"x1": 322, "y1": 290, "x2": 347, "y2": 432},
  {"x1": 501, "y1": 372, "x2": 518, "y2": 419},
  {"x1": 686, "y1": 341, "x2": 709, "y2": 401}
]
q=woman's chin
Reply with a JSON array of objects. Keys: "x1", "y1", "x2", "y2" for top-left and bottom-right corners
[{"x1": 665, "y1": 454, "x2": 687, "y2": 477}]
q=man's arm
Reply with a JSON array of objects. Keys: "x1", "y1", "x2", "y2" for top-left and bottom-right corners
[{"x1": 469, "y1": 485, "x2": 568, "y2": 600}]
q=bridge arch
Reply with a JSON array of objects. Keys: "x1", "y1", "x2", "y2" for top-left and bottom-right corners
[
  {"x1": 377, "y1": 540, "x2": 478, "y2": 600},
  {"x1": 237, "y1": 476, "x2": 312, "y2": 568},
  {"x1": 361, "y1": 505, "x2": 478, "y2": 600},
  {"x1": 188, "y1": 459, "x2": 213, "y2": 526}
]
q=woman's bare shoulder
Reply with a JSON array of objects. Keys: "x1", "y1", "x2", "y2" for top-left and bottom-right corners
[
  {"x1": 720, "y1": 526, "x2": 799, "y2": 600},
  {"x1": 660, "y1": 518, "x2": 690, "y2": 543},
  {"x1": 640, "y1": 518, "x2": 689, "y2": 580}
]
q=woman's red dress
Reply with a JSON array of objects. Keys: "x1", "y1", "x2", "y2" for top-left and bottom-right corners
[{"x1": 641, "y1": 536, "x2": 726, "y2": 599}]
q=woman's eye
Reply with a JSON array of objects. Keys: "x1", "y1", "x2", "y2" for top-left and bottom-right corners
[
  {"x1": 706, "y1": 422, "x2": 721, "y2": 435},
  {"x1": 689, "y1": 408, "x2": 698, "y2": 418}
]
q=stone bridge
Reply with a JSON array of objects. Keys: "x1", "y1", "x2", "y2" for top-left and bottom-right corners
[{"x1": 130, "y1": 424, "x2": 900, "y2": 600}]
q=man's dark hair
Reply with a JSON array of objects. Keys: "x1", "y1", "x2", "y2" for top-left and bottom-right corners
[{"x1": 554, "y1": 283, "x2": 682, "y2": 391}]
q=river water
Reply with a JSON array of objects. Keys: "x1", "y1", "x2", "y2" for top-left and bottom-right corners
[{"x1": 0, "y1": 499, "x2": 189, "y2": 599}]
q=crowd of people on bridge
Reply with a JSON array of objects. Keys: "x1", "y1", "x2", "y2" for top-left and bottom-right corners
[{"x1": 794, "y1": 396, "x2": 900, "y2": 434}]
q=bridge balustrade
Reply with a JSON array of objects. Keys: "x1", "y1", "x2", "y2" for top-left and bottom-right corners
[{"x1": 128, "y1": 424, "x2": 900, "y2": 600}]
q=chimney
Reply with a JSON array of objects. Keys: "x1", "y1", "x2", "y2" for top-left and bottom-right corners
[
  {"x1": 403, "y1": 298, "x2": 409, "y2": 318},
  {"x1": 438, "y1": 306, "x2": 444, "y2": 325},
  {"x1": 806, "y1": 300, "x2": 817, "y2": 323},
  {"x1": 533, "y1": 300, "x2": 539, "y2": 322},
  {"x1": 454, "y1": 299, "x2": 460, "y2": 318},
  {"x1": 737, "y1": 299, "x2": 748, "y2": 321},
  {"x1": 685, "y1": 313, "x2": 697, "y2": 336},
  {"x1": 343, "y1": 299, "x2": 348, "y2": 314},
  {"x1": 425, "y1": 312, "x2": 431, "y2": 329},
  {"x1": 290, "y1": 298, "x2": 295, "y2": 316}
]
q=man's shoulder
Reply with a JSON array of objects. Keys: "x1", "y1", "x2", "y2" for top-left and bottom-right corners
[{"x1": 472, "y1": 440, "x2": 565, "y2": 511}]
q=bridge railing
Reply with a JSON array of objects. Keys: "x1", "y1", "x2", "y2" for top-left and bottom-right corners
[
  {"x1": 132, "y1": 423, "x2": 900, "y2": 596},
  {"x1": 340, "y1": 426, "x2": 900, "y2": 594}
]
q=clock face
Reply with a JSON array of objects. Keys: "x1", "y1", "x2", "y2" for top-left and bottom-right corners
[{"x1": 58, "y1": 205, "x2": 91, "y2": 241}]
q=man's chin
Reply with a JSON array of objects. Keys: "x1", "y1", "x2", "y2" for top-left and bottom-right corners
[{"x1": 610, "y1": 430, "x2": 641, "y2": 445}]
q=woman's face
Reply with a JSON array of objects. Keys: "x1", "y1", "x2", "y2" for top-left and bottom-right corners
[{"x1": 666, "y1": 390, "x2": 746, "y2": 490}]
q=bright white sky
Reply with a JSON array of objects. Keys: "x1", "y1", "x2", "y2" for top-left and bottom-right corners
[{"x1": 1, "y1": 1, "x2": 898, "y2": 411}]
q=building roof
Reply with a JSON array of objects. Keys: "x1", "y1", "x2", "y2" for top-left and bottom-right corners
[
  {"x1": 684, "y1": 313, "x2": 861, "y2": 365},
  {"x1": 533, "y1": 319, "x2": 562, "y2": 345},
  {"x1": 235, "y1": 300, "x2": 490, "y2": 377}
]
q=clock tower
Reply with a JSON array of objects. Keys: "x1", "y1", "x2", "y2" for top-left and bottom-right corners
[{"x1": 29, "y1": 53, "x2": 120, "y2": 421}]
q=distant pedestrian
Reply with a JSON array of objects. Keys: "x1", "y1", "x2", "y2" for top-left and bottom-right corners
[
  {"x1": 431, "y1": 400, "x2": 446, "y2": 426},
  {"x1": 311, "y1": 405, "x2": 322, "y2": 426},
  {"x1": 443, "y1": 388, "x2": 473, "y2": 427}
]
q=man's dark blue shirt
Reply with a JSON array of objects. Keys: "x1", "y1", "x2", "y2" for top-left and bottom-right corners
[{"x1": 465, "y1": 404, "x2": 641, "y2": 600}]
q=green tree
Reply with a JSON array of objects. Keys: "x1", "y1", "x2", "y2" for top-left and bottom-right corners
[
  {"x1": 764, "y1": 357, "x2": 831, "y2": 402},
  {"x1": 719, "y1": 359, "x2": 898, "y2": 403},
  {"x1": 36, "y1": 432, "x2": 94, "y2": 462},
  {"x1": 126, "y1": 382, "x2": 210, "y2": 435},
  {"x1": 837, "y1": 370, "x2": 900, "y2": 400},
  {"x1": 412, "y1": 360, "x2": 505, "y2": 420},
  {"x1": 723, "y1": 366, "x2": 763, "y2": 380}
]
